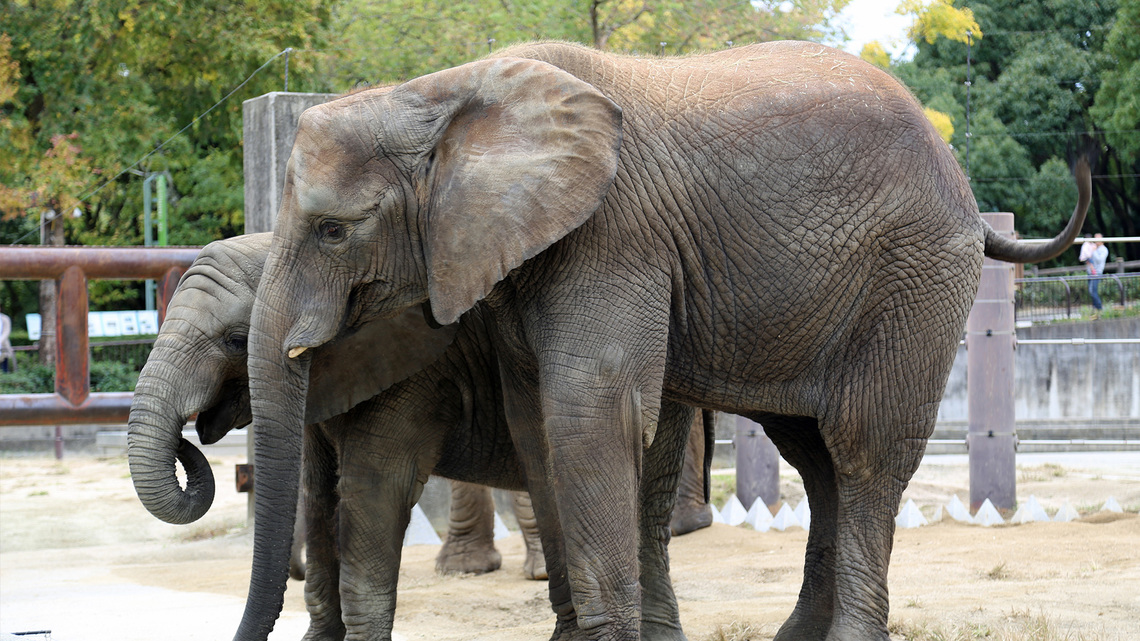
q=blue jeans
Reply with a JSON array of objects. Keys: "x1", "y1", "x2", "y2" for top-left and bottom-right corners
[{"x1": 1089, "y1": 276, "x2": 1103, "y2": 310}]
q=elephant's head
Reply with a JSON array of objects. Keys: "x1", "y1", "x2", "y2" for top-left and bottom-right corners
[
  {"x1": 238, "y1": 58, "x2": 623, "y2": 638},
  {"x1": 127, "y1": 233, "x2": 456, "y2": 527}
]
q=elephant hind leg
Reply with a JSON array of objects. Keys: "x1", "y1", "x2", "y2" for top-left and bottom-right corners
[
  {"x1": 639, "y1": 400, "x2": 698, "y2": 641},
  {"x1": 755, "y1": 413, "x2": 836, "y2": 641},
  {"x1": 436, "y1": 480, "x2": 502, "y2": 575},
  {"x1": 511, "y1": 491, "x2": 548, "y2": 580}
]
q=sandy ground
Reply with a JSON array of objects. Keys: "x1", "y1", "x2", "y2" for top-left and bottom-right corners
[{"x1": 1, "y1": 452, "x2": 1138, "y2": 641}]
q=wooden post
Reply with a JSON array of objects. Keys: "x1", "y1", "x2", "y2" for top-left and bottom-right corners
[
  {"x1": 967, "y1": 212, "x2": 1017, "y2": 512},
  {"x1": 735, "y1": 415, "x2": 780, "y2": 512}
]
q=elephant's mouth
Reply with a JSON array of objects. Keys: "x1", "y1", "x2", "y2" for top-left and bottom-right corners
[{"x1": 195, "y1": 380, "x2": 253, "y2": 445}]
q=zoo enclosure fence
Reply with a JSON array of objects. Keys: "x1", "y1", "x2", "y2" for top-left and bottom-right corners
[{"x1": 0, "y1": 246, "x2": 199, "y2": 428}]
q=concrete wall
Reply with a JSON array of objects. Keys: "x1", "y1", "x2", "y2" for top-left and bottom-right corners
[
  {"x1": 243, "y1": 92, "x2": 337, "y2": 234},
  {"x1": 937, "y1": 317, "x2": 1140, "y2": 422}
]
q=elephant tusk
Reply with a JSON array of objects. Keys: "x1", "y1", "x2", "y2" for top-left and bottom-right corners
[{"x1": 288, "y1": 346, "x2": 308, "y2": 359}]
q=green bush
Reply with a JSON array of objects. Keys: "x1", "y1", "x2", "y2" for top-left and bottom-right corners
[
  {"x1": 0, "y1": 361, "x2": 54, "y2": 393},
  {"x1": 90, "y1": 360, "x2": 139, "y2": 392},
  {"x1": 0, "y1": 355, "x2": 141, "y2": 393}
]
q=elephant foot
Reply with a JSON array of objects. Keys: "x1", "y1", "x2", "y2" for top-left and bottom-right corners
[
  {"x1": 302, "y1": 620, "x2": 346, "y2": 641},
  {"x1": 641, "y1": 620, "x2": 686, "y2": 641},
  {"x1": 821, "y1": 617, "x2": 888, "y2": 641},
  {"x1": 668, "y1": 503, "x2": 713, "y2": 536},
  {"x1": 548, "y1": 616, "x2": 588, "y2": 641},
  {"x1": 435, "y1": 536, "x2": 502, "y2": 575},
  {"x1": 523, "y1": 547, "x2": 548, "y2": 580},
  {"x1": 773, "y1": 612, "x2": 831, "y2": 641}
]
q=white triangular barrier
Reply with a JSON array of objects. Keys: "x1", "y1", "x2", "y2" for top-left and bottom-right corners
[
  {"x1": 710, "y1": 503, "x2": 726, "y2": 524},
  {"x1": 1010, "y1": 495, "x2": 1050, "y2": 524},
  {"x1": 745, "y1": 498, "x2": 774, "y2": 532},
  {"x1": 895, "y1": 499, "x2": 928, "y2": 529},
  {"x1": 403, "y1": 504, "x2": 442, "y2": 546},
  {"x1": 946, "y1": 495, "x2": 974, "y2": 523},
  {"x1": 929, "y1": 504, "x2": 944, "y2": 523},
  {"x1": 974, "y1": 499, "x2": 1003, "y2": 527},
  {"x1": 493, "y1": 511, "x2": 511, "y2": 540},
  {"x1": 1053, "y1": 501, "x2": 1079, "y2": 522},
  {"x1": 794, "y1": 498, "x2": 811, "y2": 531},
  {"x1": 770, "y1": 502, "x2": 801, "y2": 531},
  {"x1": 721, "y1": 494, "x2": 748, "y2": 527},
  {"x1": 1102, "y1": 496, "x2": 1123, "y2": 513}
]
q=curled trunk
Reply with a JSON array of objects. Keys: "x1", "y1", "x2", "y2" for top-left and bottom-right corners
[{"x1": 127, "y1": 353, "x2": 216, "y2": 525}]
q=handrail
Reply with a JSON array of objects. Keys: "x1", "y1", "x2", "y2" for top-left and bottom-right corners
[{"x1": 0, "y1": 246, "x2": 201, "y2": 426}]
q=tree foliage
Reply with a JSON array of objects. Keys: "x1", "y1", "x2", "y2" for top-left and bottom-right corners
[{"x1": 888, "y1": 0, "x2": 1138, "y2": 265}]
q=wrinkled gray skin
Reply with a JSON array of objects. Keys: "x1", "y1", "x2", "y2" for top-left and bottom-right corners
[
  {"x1": 128, "y1": 234, "x2": 701, "y2": 640},
  {"x1": 243, "y1": 41, "x2": 1091, "y2": 641},
  {"x1": 125, "y1": 232, "x2": 548, "y2": 560}
]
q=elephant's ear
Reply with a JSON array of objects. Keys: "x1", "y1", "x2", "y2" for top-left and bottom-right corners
[
  {"x1": 394, "y1": 57, "x2": 623, "y2": 325},
  {"x1": 304, "y1": 307, "x2": 458, "y2": 424}
]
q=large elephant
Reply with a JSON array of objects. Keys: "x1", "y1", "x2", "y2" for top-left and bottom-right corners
[
  {"x1": 241, "y1": 41, "x2": 1090, "y2": 641},
  {"x1": 128, "y1": 234, "x2": 705, "y2": 639}
]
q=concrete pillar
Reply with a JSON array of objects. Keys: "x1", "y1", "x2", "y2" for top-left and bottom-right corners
[
  {"x1": 243, "y1": 92, "x2": 337, "y2": 234},
  {"x1": 967, "y1": 212, "x2": 1017, "y2": 512},
  {"x1": 735, "y1": 416, "x2": 780, "y2": 511},
  {"x1": 242, "y1": 92, "x2": 336, "y2": 523}
]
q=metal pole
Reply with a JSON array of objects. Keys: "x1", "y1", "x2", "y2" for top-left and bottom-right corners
[
  {"x1": 156, "y1": 174, "x2": 168, "y2": 247},
  {"x1": 967, "y1": 212, "x2": 1017, "y2": 513},
  {"x1": 735, "y1": 415, "x2": 780, "y2": 511},
  {"x1": 965, "y1": 31, "x2": 972, "y2": 180},
  {"x1": 143, "y1": 174, "x2": 155, "y2": 311}
]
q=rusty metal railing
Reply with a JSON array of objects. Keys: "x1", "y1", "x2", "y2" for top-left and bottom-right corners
[{"x1": 0, "y1": 246, "x2": 201, "y2": 426}]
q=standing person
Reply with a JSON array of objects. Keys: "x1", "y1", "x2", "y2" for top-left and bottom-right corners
[
  {"x1": 1080, "y1": 233, "x2": 1109, "y2": 319},
  {"x1": 0, "y1": 305, "x2": 13, "y2": 373}
]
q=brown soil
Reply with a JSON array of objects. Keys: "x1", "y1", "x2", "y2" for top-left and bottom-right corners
[{"x1": 1, "y1": 453, "x2": 1138, "y2": 640}]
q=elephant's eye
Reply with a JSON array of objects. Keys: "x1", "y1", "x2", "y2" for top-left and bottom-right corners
[
  {"x1": 224, "y1": 333, "x2": 248, "y2": 353},
  {"x1": 319, "y1": 220, "x2": 344, "y2": 242}
]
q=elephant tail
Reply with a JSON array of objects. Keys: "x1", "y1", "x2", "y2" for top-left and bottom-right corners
[{"x1": 982, "y1": 156, "x2": 1091, "y2": 264}]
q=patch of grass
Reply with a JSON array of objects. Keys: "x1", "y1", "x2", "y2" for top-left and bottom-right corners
[
  {"x1": 1018, "y1": 463, "x2": 1067, "y2": 483},
  {"x1": 890, "y1": 611, "x2": 1105, "y2": 641},
  {"x1": 986, "y1": 562, "x2": 1012, "y2": 580},
  {"x1": 27, "y1": 490, "x2": 48, "y2": 497},
  {"x1": 702, "y1": 620, "x2": 774, "y2": 641},
  {"x1": 709, "y1": 471, "x2": 736, "y2": 510},
  {"x1": 904, "y1": 596, "x2": 924, "y2": 609}
]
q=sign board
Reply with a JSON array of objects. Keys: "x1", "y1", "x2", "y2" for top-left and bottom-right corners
[{"x1": 24, "y1": 310, "x2": 160, "y2": 340}]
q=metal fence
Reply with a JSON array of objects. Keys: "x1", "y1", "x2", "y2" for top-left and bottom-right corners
[
  {"x1": 1015, "y1": 273, "x2": 1140, "y2": 322},
  {"x1": 0, "y1": 246, "x2": 199, "y2": 426}
]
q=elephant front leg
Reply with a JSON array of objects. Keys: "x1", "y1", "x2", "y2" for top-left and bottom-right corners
[
  {"x1": 336, "y1": 454, "x2": 424, "y2": 640},
  {"x1": 539, "y1": 351, "x2": 668, "y2": 639},
  {"x1": 436, "y1": 480, "x2": 502, "y2": 575},
  {"x1": 499, "y1": 356, "x2": 582, "y2": 640},
  {"x1": 302, "y1": 424, "x2": 346, "y2": 641}
]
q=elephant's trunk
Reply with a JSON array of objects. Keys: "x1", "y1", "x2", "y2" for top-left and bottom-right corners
[
  {"x1": 234, "y1": 252, "x2": 317, "y2": 641},
  {"x1": 127, "y1": 347, "x2": 216, "y2": 525}
]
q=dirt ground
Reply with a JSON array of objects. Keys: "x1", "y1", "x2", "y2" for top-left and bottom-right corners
[{"x1": 1, "y1": 452, "x2": 1138, "y2": 641}]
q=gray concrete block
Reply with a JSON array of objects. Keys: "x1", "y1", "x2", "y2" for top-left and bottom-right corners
[{"x1": 243, "y1": 92, "x2": 337, "y2": 234}]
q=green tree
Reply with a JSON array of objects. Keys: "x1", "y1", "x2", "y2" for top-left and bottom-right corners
[
  {"x1": 2, "y1": 0, "x2": 334, "y2": 326},
  {"x1": 317, "y1": 0, "x2": 850, "y2": 87},
  {"x1": 889, "y1": 0, "x2": 1136, "y2": 263}
]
